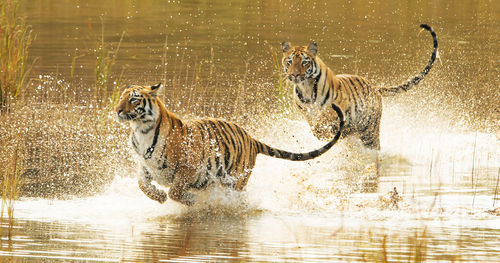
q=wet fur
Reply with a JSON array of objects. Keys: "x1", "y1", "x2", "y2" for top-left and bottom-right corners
[
  {"x1": 281, "y1": 24, "x2": 438, "y2": 150},
  {"x1": 115, "y1": 84, "x2": 344, "y2": 206}
]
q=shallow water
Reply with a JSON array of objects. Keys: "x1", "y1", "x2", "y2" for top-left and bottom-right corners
[
  {"x1": 2, "y1": 0, "x2": 499, "y2": 262},
  {"x1": 3, "y1": 121, "x2": 499, "y2": 261}
]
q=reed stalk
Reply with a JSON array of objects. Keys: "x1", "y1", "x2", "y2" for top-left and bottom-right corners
[
  {"x1": 70, "y1": 49, "x2": 85, "y2": 84},
  {"x1": 270, "y1": 47, "x2": 291, "y2": 116},
  {"x1": 161, "y1": 35, "x2": 168, "y2": 86},
  {"x1": 0, "y1": 138, "x2": 23, "y2": 240},
  {"x1": 494, "y1": 168, "x2": 499, "y2": 208},
  {"x1": 471, "y1": 132, "x2": 477, "y2": 188},
  {"x1": 0, "y1": 0, "x2": 34, "y2": 109},
  {"x1": 94, "y1": 20, "x2": 124, "y2": 102}
]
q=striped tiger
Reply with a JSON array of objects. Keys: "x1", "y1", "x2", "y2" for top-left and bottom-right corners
[
  {"x1": 281, "y1": 24, "x2": 438, "y2": 150},
  {"x1": 115, "y1": 83, "x2": 344, "y2": 206}
]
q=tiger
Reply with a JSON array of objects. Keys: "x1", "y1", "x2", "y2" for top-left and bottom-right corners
[
  {"x1": 281, "y1": 24, "x2": 438, "y2": 150},
  {"x1": 115, "y1": 83, "x2": 344, "y2": 206}
]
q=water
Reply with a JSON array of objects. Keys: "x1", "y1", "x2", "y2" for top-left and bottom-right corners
[{"x1": 1, "y1": 0, "x2": 499, "y2": 261}]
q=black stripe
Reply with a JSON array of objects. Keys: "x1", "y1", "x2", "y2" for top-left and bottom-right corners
[
  {"x1": 295, "y1": 86, "x2": 309, "y2": 104},
  {"x1": 204, "y1": 124, "x2": 214, "y2": 171},
  {"x1": 195, "y1": 123, "x2": 206, "y2": 162},
  {"x1": 348, "y1": 77, "x2": 364, "y2": 111},
  {"x1": 257, "y1": 141, "x2": 264, "y2": 153},
  {"x1": 226, "y1": 124, "x2": 241, "y2": 159},
  {"x1": 338, "y1": 78, "x2": 353, "y2": 102},
  {"x1": 216, "y1": 167, "x2": 224, "y2": 177},
  {"x1": 161, "y1": 159, "x2": 168, "y2": 169},
  {"x1": 208, "y1": 122, "x2": 222, "y2": 169},
  {"x1": 216, "y1": 123, "x2": 231, "y2": 169},
  {"x1": 320, "y1": 89, "x2": 330, "y2": 106},
  {"x1": 144, "y1": 117, "x2": 162, "y2": 159},
  {"x1": 158, "y1": 140, "x2": 168, "y2": 165},
  {"x1": 277, "y1": 149, "x2": 290, "y2": 159},
  {"x1": 131, "y1": 135, "x2": 139, "y2": 154},
  {"x1": 340, "y1": 78, "x2": 354, "y2": 98},
  {"x1": 219, "y1": 122, "x2": 237, "y2": 172},
  {"x1": 348, "y1": 78, "x2": 361, "y2": 99},
  {"x1": 141, "y1": 124, "x2": 154, "y2": 134},
  {"x1": 312, "y1": 71, "x2": 321, "y2": 102},
  {"x1": 353, "y1": 77, "x2": 368, "y2": 96},
  {"x1": 320, "y1": 69, "x2": 328, "y2": 97}
]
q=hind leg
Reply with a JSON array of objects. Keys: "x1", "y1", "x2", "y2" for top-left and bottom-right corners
[
  {"x1": 359, "y1": 121, "x2": 381, "y2": 192},
  {"x1": 169, "y1": 166, "x2": 198, "y2": 206},
  {"x1": 360, "y1": 121, "x2": 380, "y2": 150},
  {"x1": 233, "y1": 156, "x2": 256, "y2": 191}
]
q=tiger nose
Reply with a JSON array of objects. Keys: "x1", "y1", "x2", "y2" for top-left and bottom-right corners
[
  {"x1": 116, "y1": 108, "x2": 123, "y2": 115},
  {"x1": 291, "y1": 72, "x2": 300, "y2": 77}
]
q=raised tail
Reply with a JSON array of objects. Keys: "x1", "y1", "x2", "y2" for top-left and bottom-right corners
[
  {"x1": 256, "y1": 103, "x2": 344, "y2": 161},
  {"x1": 379, "y1": 24, "x2": 438, "y2": 96}
]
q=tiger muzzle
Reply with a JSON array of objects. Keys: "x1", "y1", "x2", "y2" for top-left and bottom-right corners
[
  {"x1": 116, "y1": 109, "x2": 136, "y2": 121},
  {"x1": 289, "y1": 73, "x2": 304, "y2": 83}
]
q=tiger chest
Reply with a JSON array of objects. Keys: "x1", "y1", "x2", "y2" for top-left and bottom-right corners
[
  {"x1": 294, "y1": 92, "x2": 327, "y2": 122},
  {"x1": 142, "y1": 140, "x2": 177, "y2": 186}
]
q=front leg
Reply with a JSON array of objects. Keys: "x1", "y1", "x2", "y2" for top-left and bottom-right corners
[
  {"x1": 168, "y1": 166, "x2": 197, "y2": 206},
  {"x1": 138, "y1": 166, "x2": 167, "y2": 203},
  {"x1": 309, "y1": 106, "x2": 342, "y2": 141}
]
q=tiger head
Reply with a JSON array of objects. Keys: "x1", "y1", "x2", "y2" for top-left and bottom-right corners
[
  {"x1": 115, "y1": 83, "x2": 161, "y2": 122},
  {"x1": 281, "y1": 42, "x2": 319, "y2": 84}
]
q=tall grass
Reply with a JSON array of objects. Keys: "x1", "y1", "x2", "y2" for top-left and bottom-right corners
[
  {"x1": 0, "y1": 0, "x2": 34, "y2": 109},
  {"x1": 0, "y1": 137, "x2": 23, "y2": 240},
  {"x1": 94, "y1": 21, "x2": 125, "y2": 105},
  {"x1": 270, "y1": 45, "x2": 292, "y2": 117}
]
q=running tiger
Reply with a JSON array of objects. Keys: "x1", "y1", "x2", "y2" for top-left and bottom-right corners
[
  {"x1": 115, "y1": 83, "x2": 344, "y2": 206},
  {"x1": 281, "y1": 24, "x2": 438, "y2": 149}
]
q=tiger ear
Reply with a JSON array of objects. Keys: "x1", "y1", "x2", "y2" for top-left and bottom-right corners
[
  {"x1": 307, "y1": 42, "x2": 318, "y2": 56},
  {"x1": 281, "y1": 42, "x2": 291, "y2": 52},
  {"x1": 150, "y1": 83, "x2": 162, "y2": 97}
]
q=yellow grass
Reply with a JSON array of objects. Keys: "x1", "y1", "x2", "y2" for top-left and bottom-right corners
[{"x1": 0, "y1": 0, "x2": 34, "y2": 109}]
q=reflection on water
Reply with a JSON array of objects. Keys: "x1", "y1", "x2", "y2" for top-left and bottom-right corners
[
  {"x1": 1, "y1": 0, "x2": 499, "y2": 261},
  {"x1": 3, "y1": 193, "x2": 500, "y2": 262}
]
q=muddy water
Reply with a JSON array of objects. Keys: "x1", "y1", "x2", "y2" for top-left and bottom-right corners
[{"x1": 2, "y1": 0, "x2": 499, "y2": 261}]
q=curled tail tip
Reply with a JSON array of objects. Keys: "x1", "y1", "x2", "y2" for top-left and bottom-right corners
[{"x1": 420, "y1": 24, "x2": 431, "y2": 30}]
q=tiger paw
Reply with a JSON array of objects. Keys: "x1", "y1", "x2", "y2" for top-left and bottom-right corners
[
  {"x1": 181, "y1": 192, "x2": 196, "y2": 206},
  {"x1": 157, "y1": 191, "x2": 168, "y2": 203}
]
